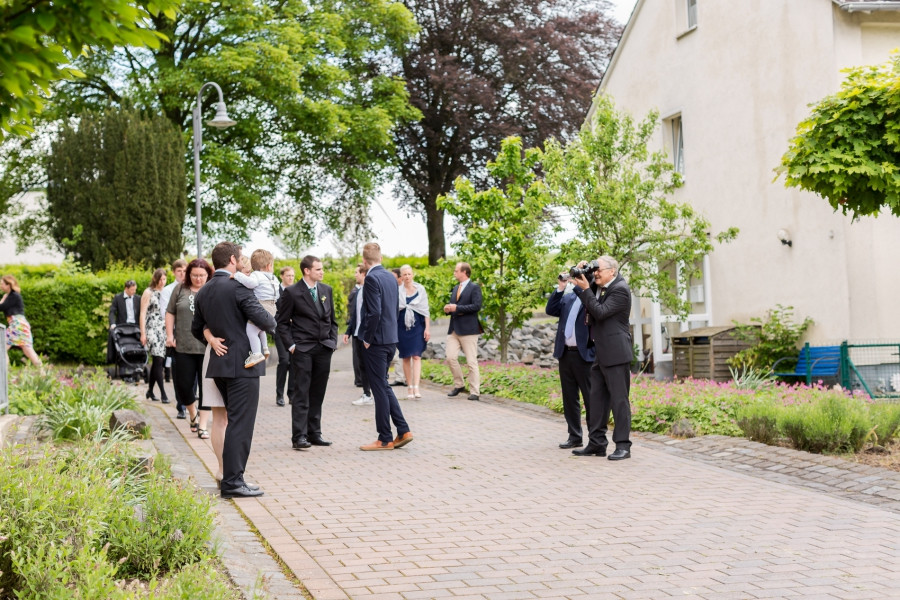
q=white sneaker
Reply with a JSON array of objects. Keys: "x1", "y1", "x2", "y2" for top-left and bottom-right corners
[
  {"x1": 352, "y1": 394, "x2": 374, "y2": 406},
  {"x1": 244, "y1": 352, "x2": 266, "y2": 368}
]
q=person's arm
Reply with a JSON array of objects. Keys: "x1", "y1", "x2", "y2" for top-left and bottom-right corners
[
  {"x1": 0, "y1": 293, "x2": 8, "y2": 311},
  {"x1": 109, "y1": 296, "x2": 118, "y2": 328},
  {"x1": 276, "y1": 291, "x2": 295, "y2": 353},
  {"x1": 455, "y1": 283, "x2": 482, "y2": 314},
  {"x1": 361, "y1": 276, "x2": 384, "y2": 347},
  {"x1": 139, "y1": 289, "x2": 150, "y2": 346},
  {"x1": 204, "y1": 327, "x2": 228, "y2": 356},
  {"x1": 233, "y1": 271, "x2": 258, "y2": 288},
  {"x1": 190, "y1": 291, "x2": 207, "y2": 343},
  {"x1": 545, "y1": 280, "x2": 568, "y2": 317},
  {"x1": 237, "y1": 286, "x2": 276, "y2": 333},
  {"x1": 165, "y1": 312, "x2": 176, "y2": 348},
  {"x1": 573, "y1": 279, "x2": 629, "y2": 322}
]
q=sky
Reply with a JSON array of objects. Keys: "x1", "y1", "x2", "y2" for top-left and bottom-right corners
[{"x1": 247, "y1": 0, "x2": 638, "y2": 260}]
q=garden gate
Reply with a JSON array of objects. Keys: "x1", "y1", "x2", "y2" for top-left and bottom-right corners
[{"x1": 840, "y1": 341, "x2": 900, "y2": 400}]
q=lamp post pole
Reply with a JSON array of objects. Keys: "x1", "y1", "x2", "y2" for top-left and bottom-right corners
[{"x1": 192, "y1": 82, "x2": 237, "y2": 258}]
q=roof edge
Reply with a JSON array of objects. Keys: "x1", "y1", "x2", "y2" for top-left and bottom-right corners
[
  {"x1": 833, "y1": 0, "x2": 900, "y2": 12},
  {"x1": 586, "y1": 0, "x2": 645, "y2": 124}
]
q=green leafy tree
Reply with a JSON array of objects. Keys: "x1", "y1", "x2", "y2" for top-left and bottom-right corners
[
  {"x1": 778, "y1": 53, "x2": 900, "y2": 217},
  {"x1": 3, "y1": 0, "x2": 419, "y2": 245},
  {"x1": 438, "y1": 136, "x2": 556, "y2": 363},
  {"x1": 45, "y1": 107, "x2": 187, "y2": 269},
  {"x1": 543, "y1": 94, "x2": 739, "y2": 317},
  {"x1": 0, "y1": 0, "x2": 179, "y2": 138}
]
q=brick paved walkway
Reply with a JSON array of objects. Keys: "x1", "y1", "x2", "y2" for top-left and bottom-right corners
[{"x1": 148, "y1": 345, "x2": 900, "y2": 600}]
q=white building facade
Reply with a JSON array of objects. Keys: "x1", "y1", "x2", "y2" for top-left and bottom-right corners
[{"x1": 594, "y1": 0, "x2": 900, "y2": 361}]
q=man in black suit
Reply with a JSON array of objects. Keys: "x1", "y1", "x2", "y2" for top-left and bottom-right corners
[
  {"x1": 546, "y1": 273, "x2": 595, "y2": 449},
  {"x1": 107, "y1": 279, "x2": 140, "y2": 364},
  {"x1": 273, "y1": 266, "x2": 296, "y2": 406},
  {"x1": 276, "y1": 255, "x2": 338, "y2": 450},
  {"x1": 358, "y1": 242, "x2": 413, "y2": 451},
  {"x1": 444, "y1": 262, "x2": 483, "y2": 401},
  {"x1": 191, "y1": 242, "x2": 276, "y2": 497},
  {"x1": 570, "y1": 256, "x2": 634, "y2": 461}
]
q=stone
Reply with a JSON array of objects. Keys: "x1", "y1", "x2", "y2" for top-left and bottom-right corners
[
  {"x1": 521, "y1": 352, "x2": 536, "y2": 365},
  {"x1": 109, "y1": 409, "x2": 148, "y2": 438}
]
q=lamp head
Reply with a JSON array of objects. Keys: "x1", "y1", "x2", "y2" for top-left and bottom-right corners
[
  {"x1": 777, "y1": 228, "x2": 793, "y2": 247},
  {"x1": 207, "y1": 102, "x2": 237, "y2": 128}
]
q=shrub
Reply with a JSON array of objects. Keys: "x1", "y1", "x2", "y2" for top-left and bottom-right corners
[
  {"x1": 780, "y1": 394, "x2": 871, "y2": 453},
  {"x1": 728, "y1": 304, "x2": 813, "y2": 371},
  {"x1": 736, "y1": 400, "x2": 783, "y2": 444},
  {"x1": 104, "y1": 472, "x2": 215, "y2": 579},
  {"x1": 0, "y1": 439, "x2": 227, "y2": 598},
  {"x1": 867, "y1": 402, "x2": 900, "y2": 446},
  {"x1": 37, "y1": 370, "x2": 138, "y2": 440}
]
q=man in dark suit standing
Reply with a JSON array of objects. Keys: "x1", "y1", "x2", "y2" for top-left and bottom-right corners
[
  {"x1": 276, "y1": 255, "x2": 338, "y2": 450},
  {"x1": 546, "y1": 273, "x2": 595, "y2": 449},
  {"x1": 343, "y1": 263, "x2": 373, "y2": 406},
  {"x1": 107, "y1": 279, "x2": 140, "y2": 364},
  {"x1": 444, "y1": 262, "x2": 483, "y2": 401},
  {"x1": 570, "y1": 256, "x2": 634, "y2": 461},
  {"x1": 273, "y1": 266, "x2": 296, "y2": 406},
  {"x1": 191, "y1": 242, "x2": 276, "y2": 497},
  {"x1": 358, "y1": 242, "x2": 413, "y2": 451}
]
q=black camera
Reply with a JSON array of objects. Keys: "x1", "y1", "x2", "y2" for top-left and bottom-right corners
[{"x1": 569, "y1": 260, "x2": 600, "y2": 279}]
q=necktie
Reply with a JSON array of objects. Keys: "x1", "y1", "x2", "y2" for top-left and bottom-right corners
[
  {"x1": 310, "y1": 285, "x2": 318, "y2": 303},
  {"x1": 456, "y1": 285, "x2": 462, "y2": 301}
]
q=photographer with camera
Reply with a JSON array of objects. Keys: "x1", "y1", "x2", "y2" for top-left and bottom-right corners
[
  {"x1": 569, "y1": 256, "x2": 633, "y2": 461},
  {"x1": 546, "y1": 272, "x2": 594, "y2": 449}
]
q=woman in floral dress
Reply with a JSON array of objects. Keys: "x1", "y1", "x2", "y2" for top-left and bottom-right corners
[{"x1": 140, "y1": 268, "x2": 168, "y2": 402}]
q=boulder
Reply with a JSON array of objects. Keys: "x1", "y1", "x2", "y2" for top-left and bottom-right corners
[{"x1": 109, "y1": 409, "x2": 148, "y2": 438}]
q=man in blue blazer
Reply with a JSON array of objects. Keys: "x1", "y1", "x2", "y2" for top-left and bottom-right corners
[
  {"x1": 358, "y1": 242, "x2": 413, "y2": 450},
  {"x1": 545, "y1": 273, "x2": 595, "y2": 449},
  {"x1": 444, "y1": 262, "x2": 483, "y2": 401}
]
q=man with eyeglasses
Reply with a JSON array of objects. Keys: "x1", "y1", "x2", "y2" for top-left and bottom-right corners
[{"x1": 569, "y1": 256, "x2": 633, "y2": 461}]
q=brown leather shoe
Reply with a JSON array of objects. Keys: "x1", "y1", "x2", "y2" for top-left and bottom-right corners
[
  {"x1": 359, "y1": 440, "x2": 394, "y2": 451},
  {"x1": 393, "y1": 432, "x2": 414, "y2": 448}
]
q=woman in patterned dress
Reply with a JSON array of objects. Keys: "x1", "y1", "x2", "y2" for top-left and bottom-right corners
[
  {"x1": 140, "y1": 268, "x2": 168, "y2": 402},
  {"x1": 0, "y1": 275, "x2": 42, "y2": 367}
]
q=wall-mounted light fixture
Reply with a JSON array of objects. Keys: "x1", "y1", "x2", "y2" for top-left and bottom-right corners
[{"x1": 777, "y1": 228, "x2": 792, "y2": 247}]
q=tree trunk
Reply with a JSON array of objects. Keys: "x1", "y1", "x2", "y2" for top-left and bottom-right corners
[
  {"x1": 424, "y1": 192, "x2": 446, "y2": 266},
  {"x1": 499, "y1": 307, "x2": 508, "y2": 363}
]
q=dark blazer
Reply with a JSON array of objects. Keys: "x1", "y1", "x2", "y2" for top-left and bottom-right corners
[
  {"x1": 109, "y1": 292, "x2": 140, "y2": 326},
  {"x1": 359, "y1": 265, "x2": 399, "y2": 346},
  {"x1": 573, "y1": 274, "x2": 633, "y2": 367},
  {"x1": 446, "y1": 279, "x2": 482, "y2": 336},
  {"x1": 546, "y1": 290, "x2": 595, "y2": 363},
  {"x1": 276, "y1": 280, "x2": 338, "y2": 354},
  {"x1": 345, "y1": 285, "x2": 360, "y2": 337},
  {"x1": 190, "y1": 271, "x2": 276, "y2": 378}
]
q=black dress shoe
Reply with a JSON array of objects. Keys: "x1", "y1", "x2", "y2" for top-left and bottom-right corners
[
  {"x1": 309, "y1": 436, "x2": 332, "y2": 446},
  {"x1": 176, "y1": 410, "x2": 186, "y2": 419},
  {"x1": 218, "y1": 480, "x2": 260, "y2": 491},
  {"x1": 467, "y1": 394, "x2": 479, "y2": 401},
  {"x1": 608, "y1": 449, "x2": 631, "y2": 461},
  {"x1": 161, "y1": 397, "x2": 170, "y2": 404},
  {"x1": 220, "y1": 484, "x2": 264, "y2": 499},
  {"x1": 572, "y1": 445, "x2": 606, "y2": 456},
  {"x1": 276, "y1": 397, "x2": 285, "y2": 407},
  {"x1": 559, "y1": 439, "x2": 583, "y2": 449},
  {"x1": 292, "y1": 436, "x2": 312, "y2": 450},
  {"x1": 146, "y1": 390, "x2": 158, "y2": 401},
  {"x1": 447, "y1": 387, "x2": 465, "y2": 397}
]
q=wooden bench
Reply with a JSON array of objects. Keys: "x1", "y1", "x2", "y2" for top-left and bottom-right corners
[{"x1": 771, "y1": 343, "x2": 841, "y2": 385}]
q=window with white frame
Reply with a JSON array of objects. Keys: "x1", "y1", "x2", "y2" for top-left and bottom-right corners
[
  {"x1": 667, "y1": 115, "x2": 685, "y2": 175},
  {"x1": 687, "y1": 0, "x2": 698, "y2": 28}
]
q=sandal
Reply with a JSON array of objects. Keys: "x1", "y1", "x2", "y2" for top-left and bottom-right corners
[
  {"x1": 198, "y1": 428, "x2": 210, "y2": 440},
  {"x1": 189, "y1": 414, "x2": 199, "y2": 433}
]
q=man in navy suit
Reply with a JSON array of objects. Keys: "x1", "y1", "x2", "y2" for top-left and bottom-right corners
[
  {"x1": 444, "y1": 262, "x2": 483, "y2": 401},
  {"x1": 191, "y1": 242, "x2": 276, "y2": 497},
  {"x1": 545, "y1": 273, "x2": 595, "y2": 449},
  {"x1": 570, "y1": 256, "x2": 634, "y2": 461},
  {"x1": 358, "y1": 242, "x2": 413, "y2": 451},
  {"x1": 107, "y1": 280, "x2": 140, "y2": 364},
  {"x1": 276, "y1": 255, "x2": 338, "y2": 450}
]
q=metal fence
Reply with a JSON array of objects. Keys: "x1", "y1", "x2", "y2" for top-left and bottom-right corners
[
  {"x1": 841, "y1": 341, "x2": 900, "y2": 400},
  {"x1": 0, "y1": 325, "x2": 7, "y2": 414}
]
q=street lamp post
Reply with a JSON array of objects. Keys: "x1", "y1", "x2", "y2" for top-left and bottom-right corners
[{"x1": 193, "y1": 82, "x2": 237, "y2": 258}]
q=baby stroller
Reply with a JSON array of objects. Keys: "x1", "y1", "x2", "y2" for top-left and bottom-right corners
[{"x1": 108, "y1": 324, "x2": 148, "y2": 383}]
